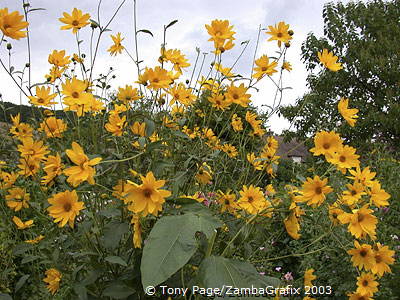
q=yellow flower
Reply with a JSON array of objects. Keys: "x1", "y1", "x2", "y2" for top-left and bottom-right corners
[
  {"x1": 105, "y1": 113, "x2": 126, "y2": 136},
  {"x1": 347, "y1": 292, "x2": 373, "y2": 300},
  {"x1": 125, "y1": 172, "x2": 171, "y2": 216},
  {"x1": 369, "y1": 181, "x2": 390, "y2": 207},
  {"x1": 143, "y1": 67, "x2": 172, "y2": 90},
  {"x1": 327, "y1": 145, "x2": 360, "y2": 170},
  {"x1": 231, "y1": 114, "x2": 243, "y2": 132},
  {"x1": 161, "y1": 48, "x2": 191, "y2": 74},
  {"x1": 284, "y1": 212, "x2": 301, "y2": 240},
  {"x1": 214, "y1": 63, "x2": 234, "y2": 78},
  {"x1": 64, "y1": 142, "x2": 102, "y2": 187},
  {"x1": 18, "y1": 137, "x2": 49, "y2": 162},
  {"x1": 205, "y1": 19, "x2": 235, "y2": 49},
  {"x1": 238, "y1": 185, "x2": 267, "y2": 215},
  {"x1": 47, "y1": 190, "x2": 84, "y2": 228},
  {"x1": 130, "y1": 121, "x2": 146, "y2": 137},
  {"x1": 247, "y1": 152, "x2": 263, "y2": 170},
  {"x1": 264, "y1": 136, "x2": 279, "y2": 152},
  {"x1": 356, "y1": 273, "x2": 378, "y2": 296},
  {"x1": 217, "y1": 190, "x2": 237, "y2": 214},
  {"x1": 28, "y1": 86, "x2": 57, "y2": 107},
  {"x1": 39, "y1": 117, "x2": 67, "y2": 138},
  {"x1": 207, "y1": 93, "x2": 232, "y2": 110},
  {"x1": 338, "y1": 97, "x2": 359, "y2": 127},
  {"x1": 0, "y1": 171, "x2": 18, "y2": 189},
  {"x1": 252, "y1": 55, "x2": 278, "y2": 79},
  {"x1": 304, "y1": 269, "x2": 316, "y2": 287},
  {"x1": 196, "y1": 163, "x2": 213, "y2": 184},
  {"x1": 266, "y1": 21, "x2": 292, "y2": 47},
  {"x1": 318, "y1": 49, "x2": 343, "y2": 72},
  {"x1": 309, "y1": 130, "x2": 343, "y2": 157},
  {"x1": 298, "y1": 176, "x2": 333, "y2": 207},
  {"x1": 62, "y1": 77, "x2": 91, "y2": 105},
  {"x1": 42, "y1": 153, "x2": 64, "y2": 186},
  {"x1": 213, "y1": 39, "x2": 235, "y2": 54},
  {"x1": 131, "y1": 215, "x2": 142, "y2": 248},
  {"x1": 43, "y1": 268, "x2": 62, "y2": 295},
  {"x1": 0, "y1": 8, "x2": 29, "y2": 40},
  {"x1": 6, "y1": 187, "x2": 30, "y2": 211},
  {"x1": 167, "y1": 83, "x2": 196, "y2": 106},
  {"x1": 342, "y1": 182, "x2": 366, "y2": 206},
  {"x1": 12, "y1": 216, "x2": 34, "y2": 229},
  {"x1": 48, "y1": 50, "x2": 71, "y2": 67},
  {"x1": 45, "y1": 65, "x2": 66, "y2": 83},
  {"x1": 282, "y1": 61, "x2": 292, "y2": 72},
  {"x1": 113, "y1": 180, "x2": 134, "y2": 203},
  {"x1": 347, "y1": 241, "x2": 375, "y2": 271},
  {"x1": 348, "y1": 167, "x2": 376, "y2": 187},
  {"x1": 18, "y1": 157, "x2": 41, "y2": 177},
  {"x1": 9, "y1": 114, "x2": 33, "y2": 140},
  {"x1": 220, "y1": 144, "x2": 238, "y2": 158},
  {"x1": 338, "y1": 205, "x2": 377, "y2": 239},
  {"x1": 328, "y1": 203, "x2": 344, "y2": 225},
  {"x1": 108, "y1": 32, "x2": 125, "y2": 56},
  {"x1": 370, "y1": 243, "x2": 395, "y2": 277},
  {"x1": 59, "y1": 8, "x2": 90, "y2": 34},
  {"x1": 25, "y1": 235, "x2": 44, "y2": 244}
]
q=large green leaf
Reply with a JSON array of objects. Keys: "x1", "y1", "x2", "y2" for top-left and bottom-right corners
[
  {"x1": 102, "y1": 282, "x2": 135, "y2": 299},
  {"x1": 197, "y1": 256, "x2": 280, "y2": 299},
  {"x1": 141, "y1": 213, "x2": 222, "y2": 288}
]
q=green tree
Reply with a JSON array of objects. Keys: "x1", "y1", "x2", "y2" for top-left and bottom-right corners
[{"x1": 280, "y1": 0, "x2": 400, "y2": 152}]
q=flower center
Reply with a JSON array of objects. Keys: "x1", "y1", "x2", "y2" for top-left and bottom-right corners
[
  {"x1": 315, "y1": 187, "x2": 322, "y2": 194},
  {"x1": 232, "y1": 94, "x2": 239, "y2": 99},
  {"x1": 277, "y1": 32, "x2": 283, "y2": 38},
  {"x1": 37, "y1": 98, "x2": 44, "y2": 103},
  {"x1": 248, "y1": 196, "x2": 254, "y2": 203},
  {"x1": 323, "y1": 143, "x2": 330, "y2": 149},
  {"x1": 362, "y1": 280, "x2": 369, "y2": 287},
  {"x1": 339, "y1": 155, "x2": 346, "y2": 162},
  {"x1": 143, "y1": 188, "x2": 152, "y2": 198},
  {"x1": 72, "y1": 91, "x2": 80, "y2": 98},
  {"x1": 351, "y1": 189, "x2": 357, "y2": 196},
  {"x1": 357, "y1": 213, "x2": 364, "y2": 222},
  {"x1": 375, "y1": 254, "x2": 382, "y2": 263},
  {"x1": 224, "y1": 199, "x2": 230, "y2": 205},
  {"x1": 261, "y1": 67, "x2": 267, "y2": 71},
  {"x1": 153, "y1": 78, "x2": 159, "y2": 83},
  {"x1": 360, "y1": 249, "x2": 367, "y2": 257},
  {"x1": 3, "y1": 24, "x2": 11, "y2": 30},
  {"x1": 63, "y1": 202, "x2": 72, "y2": 212},
  {"x1": 72, "y1": 20, "x2": 79, "y2": 26}
]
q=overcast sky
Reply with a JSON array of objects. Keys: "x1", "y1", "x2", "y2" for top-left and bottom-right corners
[{"x1": 0, "y1": 0, "x2": 354, "y2": 133}]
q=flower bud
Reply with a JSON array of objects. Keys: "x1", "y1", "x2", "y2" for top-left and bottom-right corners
[
  {"x1": 6, "y1": 43, "x2": 12, "y2": 50},
  {"x1": 288, "y1": 30, "x2": 294, "y2": 36},
  {"x1": 285, "y1": 42, "x2": 291, "y2": 48}
]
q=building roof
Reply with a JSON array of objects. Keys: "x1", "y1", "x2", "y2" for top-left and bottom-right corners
[{"x1": 274, "y1": 135, "x2": 309, "y2": 159}]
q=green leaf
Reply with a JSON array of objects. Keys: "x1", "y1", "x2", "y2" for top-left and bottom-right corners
[
  {"x1": 99, "y1": 208, "x2": 121, "y2": 218},
  {"x1": 197, "y1": 256, "x2": 281, "y2": 298},
  {"x1": 165, "y1": 20, "x2": 178, "y2": 30},
  {"x1": 137, "y1": 29, "x2": 153, "y2": 37},
  {"x1": 144, "y1": 118, "x2": 155, "y2": 137},
  {"x1": 0, "y1": 294, "x2": 12, "y2": 300},
  {"x1": 101, "y1": 221, "x2": 129, "y2": 250},
  {"x1": 105, "y1": 256, "x2": 127, "y2": 267},
  {"x1": 12, "y1": 243, "x2": 33, "y2": 255},
  {"x1": 141, "y1": 213, "x2": 222, "y2": 288},
  {"x1": 73, "y1": 284, "x2": 88, "y2": 300},
  {"x1": 21, "y1": 255, "x2": 40, "y2": 264},
  {"x1": 102, "y1": 282, "x2": 135, "y2": 299},
  {"x1": 15, "y1": 274, "x2": 29, "y2": 293}
]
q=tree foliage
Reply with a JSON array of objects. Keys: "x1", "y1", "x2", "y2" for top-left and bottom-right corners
[{"x1": 280, "y1": 0, "x2": 400, "y2": 152}]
